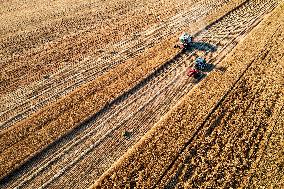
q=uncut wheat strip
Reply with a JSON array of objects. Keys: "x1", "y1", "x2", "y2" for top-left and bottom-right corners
[
  {"x1": 199, "y1": 85, "x2": 282, "y2": 188},
  {"x1": 245, "y1": 104, "x2": 284, "y2": 188},
  {"x1": 246, "y1": 58, "x2": 284, "y2": 188},
  {"x1": 219, "y1": 72, "x2": 284, "y2": 187},
  {"x1": 91, "y1": 3, "x2": 284, "y2": 188},
  {"x1": 231, "y1": 90, "x2": 284, "y2": 187},
  {"x1": 238, "y1": 45, "x2": 284, "y2": 189}
]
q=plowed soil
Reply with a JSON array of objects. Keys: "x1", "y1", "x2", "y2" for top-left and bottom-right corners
[{"x1": 1, "y1": 0, "x2": 283, "y2": 188}]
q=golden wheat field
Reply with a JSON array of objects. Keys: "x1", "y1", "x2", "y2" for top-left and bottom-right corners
[{"x1": 0, "y1": 0, "x2": 283, "y2": 188}]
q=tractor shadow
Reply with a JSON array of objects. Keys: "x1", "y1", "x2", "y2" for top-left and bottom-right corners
[
  {"x1": 185, "y1": 41, "x2": 217, "y2": 53},
  {"x1": 183, "y1": 41, "x2": 217, "y2": 73},
  {"x1": 196, "y1": 63, "x2": 215, "y2": 73},
  {"x1": 191, "y1": 72, "x2": 206, "y2": 84},
  {"x1": 183, "y1": 42, "x2": 228, "y2": 74}
]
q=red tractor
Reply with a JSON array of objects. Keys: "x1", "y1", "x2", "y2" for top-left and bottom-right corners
[
  {"x1": 187, "y1": 68, "x2": 204, "y2": 83},
  {"x1": 187, "y1": 68, "x2": 201, "y2": 78}
]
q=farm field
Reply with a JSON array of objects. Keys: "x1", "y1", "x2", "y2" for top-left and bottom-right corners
[
  {"x1": 92, "y1": 2, "x2": 284, "y2": 188},
  {"x1": 1, "y1": 0, "x2": 283, "y2": 188}
]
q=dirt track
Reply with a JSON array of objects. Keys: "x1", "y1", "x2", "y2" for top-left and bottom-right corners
[{"x1": 1, "y1": 0, "x2": 283, "y2": 188}]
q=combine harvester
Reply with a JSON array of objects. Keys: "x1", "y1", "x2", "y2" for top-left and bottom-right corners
[
  {"x1": 174, "y1": 32, "x2": 193, "y2": 50},
  {"x1": 175, "y1": 32, "x2": 209, "y2": 82}
]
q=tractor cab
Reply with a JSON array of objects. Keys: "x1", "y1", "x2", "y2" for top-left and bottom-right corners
[{"x1": 194, "y1": 57, "x2": 207, "y2": 70}]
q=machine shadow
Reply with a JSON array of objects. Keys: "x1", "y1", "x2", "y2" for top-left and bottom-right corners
[
  {"x1": 199, "y1": 63, "x2": 214, "y2": 72},
  {"x1": 183, "y1": 41, "x2": 219, "y2": 73},
  {"x1": 186, "y1": 41, "x2": 217, "y2": 53}
]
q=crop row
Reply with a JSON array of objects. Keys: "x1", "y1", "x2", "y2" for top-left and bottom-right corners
[
  {"x1": 245, "y1": 108, "x2": 284, "y2": 188},
  {"x1": 92, "y1": 3, "x2": 284, "y2": 188},
  {"x1": 0, "y1": 0, "x2": 245, "y2": 180}
]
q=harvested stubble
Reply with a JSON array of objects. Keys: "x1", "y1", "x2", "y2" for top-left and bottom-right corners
[
  {"x1": 0, "y1": 0, "x2": 229, "y2": 133},
  {"x1": 0, "y1": 0, "x2": 246, "y2": 180},
  {"x1": 0, "y1": 0, "x2": 201, "y2": 96},
  {"x1": 0, "y1": 0, "x2": 241, "y2": 124},
  {"x1": 0, "y1": 36, "x2": 178, "y2": 179},
  {"x1": 92, "y1": 2, "x2": 284, "y2": 188}
]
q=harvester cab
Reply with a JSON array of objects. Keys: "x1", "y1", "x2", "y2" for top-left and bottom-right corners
[
  {"x1": 174, "y1": 32, "x2": 193, "y2": 49},
  {"x1": 194, "y1": 57, "x2": 207, "y2": 70}
]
